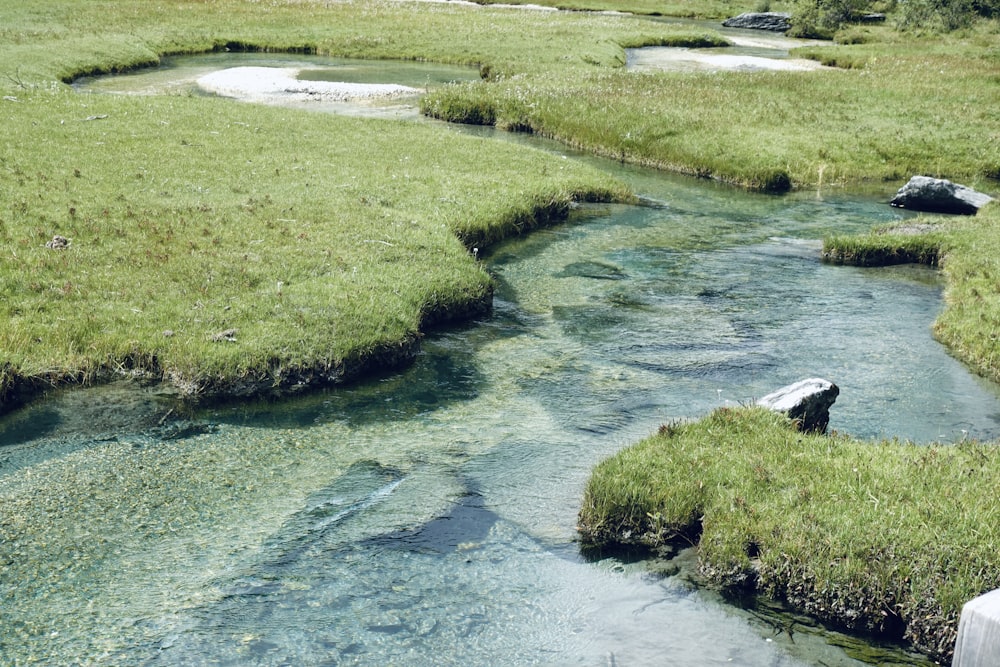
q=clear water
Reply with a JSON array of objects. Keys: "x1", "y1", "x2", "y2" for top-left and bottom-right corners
[{"x1": 4, "y1": 56, "x2": 997, "y2": 666}]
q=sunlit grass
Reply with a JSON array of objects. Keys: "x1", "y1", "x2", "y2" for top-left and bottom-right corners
[
  {"x1": 0, "y1": 87, "x2": 628, "y2": 402},
  {"x1": 423, "y1": 25, "x2": 1000, "y2": 190}
]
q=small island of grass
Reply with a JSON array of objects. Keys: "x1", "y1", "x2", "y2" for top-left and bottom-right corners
[{"x1": 578, "y1": 406, "x2": 1000, "y2": 661}]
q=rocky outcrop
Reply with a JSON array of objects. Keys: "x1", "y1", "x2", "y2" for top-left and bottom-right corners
[
  {"x1": 722, "y1": 12, "x2": 792, "y2": 32},
  {"x1": 757, "y1": 378, "x2": 839, "y2": 432},
  {"x1": 889, "y1": 176, "x2": 994, "y2": 215}
]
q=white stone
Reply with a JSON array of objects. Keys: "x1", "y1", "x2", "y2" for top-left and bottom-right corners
[
  {"x1": 197, "y1": 67, "x2": 419, "y2": 105},
  {"x1": 757, "y1": 378, "x2": 839, "y2": 432},
  {"x1": 953, "y1": 589, "x2": 1000, "y2": 667}
]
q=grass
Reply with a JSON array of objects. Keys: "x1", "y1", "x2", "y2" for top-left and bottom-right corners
[
  {"x1": 578, "y1": 406, "x2": 1000, "y2": 662},
  {"x1": 422, "y1": 20, "x2": 1000, "y2": 190},
  {"x1": 0, "y1": 89, "x2": 629, "y2": 405},
  {"x1": 2, "y1": 0, "x2": 682, "y2": 407}
]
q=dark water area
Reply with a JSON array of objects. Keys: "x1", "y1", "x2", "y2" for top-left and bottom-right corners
[{"x1": 3, "y1": 52, "x2": 994, "y2": 666}]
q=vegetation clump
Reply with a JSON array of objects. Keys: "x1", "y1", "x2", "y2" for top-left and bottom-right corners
[{"x1": 578, "y1": 406, "x2": 1000, "y2": 662}]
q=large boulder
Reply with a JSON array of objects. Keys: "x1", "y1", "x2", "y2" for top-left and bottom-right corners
[
  {"x1": 757, "y1": 378, "x2": 839, "y2": 433},
  {"x1": 889, "y1": 176, "x2": 994, "y2": 215},
  {"x1": 722, "y1": 12, "x2": 792, "y2": 32}
]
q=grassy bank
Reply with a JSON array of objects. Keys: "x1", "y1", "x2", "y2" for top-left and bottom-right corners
[
  {"x1": 0, "y1": 90, "x2": 630, "y2": 408},
  {"x1": 3, "y1": 0, "x2": 688, "y2": 409},
  {"x1": 423, "y1": 21, "x2": 1000, "y2": 190},
  {"x1": 578, "y1": 407, "x2": 1000, "y2": 662}
]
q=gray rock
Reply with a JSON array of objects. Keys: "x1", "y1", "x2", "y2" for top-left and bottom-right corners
[
  {"x1": 858, "y1": 12, "x2": 886, "y2": 23},
  {"x1": 722, "y1": 12, "x2": 792, "y2": 32},
  {"x1": 45, "y1": 235, "x2": 70, "y2": 249},
  {"x1": 889, "y1": 176, "x2": 993, "y2": 215},
  {"x1": 757, "y1": 378, "x2": 839, "y2": 433}
]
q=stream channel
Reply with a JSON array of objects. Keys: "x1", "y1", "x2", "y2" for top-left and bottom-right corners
[{"x1": 5, "y1": 34, "x2": 1000, "y2": 667}]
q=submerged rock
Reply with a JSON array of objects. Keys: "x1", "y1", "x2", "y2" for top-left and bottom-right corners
[
  {"x1": 889, "y1": 176, "x2": 993, "y2": 215},
  {"x1": 722, "y1": 12, "x2": 792, "y2": 32},
  {"x1": 757, "y1": 378, "x2": 839, "y2": 432},
  {"x1": 555, "y1": 260, "x2": 627, "y2": 280}
]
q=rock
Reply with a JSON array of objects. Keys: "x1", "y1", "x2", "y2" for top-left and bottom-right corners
[
  {"x1": 45, "y1": 235, "x2": 70, "y2": 249},
  {"x1": 889, "y1": 176, "x2": 993, "y2": 215},
  {"x1": 209, "y1": 329, "x2": 237, "y2": 342},
  {"x1": 722, "y1": 12, "x2": 792, "y2": 32},
  {"x1": 757, "y1": 378, "x2": 839, "y2": 433},
  {"x1": 953, "y1": 588, "x2": 1000, "y2": 667},
  {"x1": 858, "y1": 12, "x2": 886, "y2": 23}
]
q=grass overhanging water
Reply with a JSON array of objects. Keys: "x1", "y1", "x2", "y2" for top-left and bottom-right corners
[
  {"x1": 1, "y1": 0, "x2": 1000, "y2": 663},
  {"x1": 578, "y1": 407, "x2": 1000, "y2": 661}
]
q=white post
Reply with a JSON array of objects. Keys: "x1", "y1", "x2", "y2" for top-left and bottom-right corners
[{"x1": 953, "y1": 589, "x2": 1000, "y2": 667}]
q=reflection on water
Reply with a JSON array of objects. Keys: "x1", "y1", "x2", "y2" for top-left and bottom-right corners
[{"x1": 5, "y1": 55, "x2": 991, "y2": 667}]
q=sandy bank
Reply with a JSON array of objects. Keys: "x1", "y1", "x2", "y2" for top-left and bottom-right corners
[
  {"x1": 627, "y1": 48, "x2": 831, "y2": 72},
  {"x1": 197, "y1": 66, "x2": 420, "y2": 105}
]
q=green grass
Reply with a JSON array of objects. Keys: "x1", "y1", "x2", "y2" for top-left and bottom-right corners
[
  {"x1": 933, "y1": 207, "x2": 1000, "y2": 382},
  {"x1": 0, "y1": 0, "x2": 727, "y2": 87},
  {"x1": 579, "y1": 406, "x2": 1000, "y2": 662},
  {"x1": 423, "y1": 23, "x2": 1000, "y2": 190},
  {"x1": 3, "y1": 0, "x2": 688, "y2": 406},
  {"x1": 0, "y1": 89, "x2": 629, "y2": 404}
]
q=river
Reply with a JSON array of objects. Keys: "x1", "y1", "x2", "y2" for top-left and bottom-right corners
[{"x1": 3, "y1": 43, "x2": 998, "y2": 667}]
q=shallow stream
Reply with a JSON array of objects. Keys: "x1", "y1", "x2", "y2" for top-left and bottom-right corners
[{"x1": 5, "y1": 45, "x2": 1000, "y2": 666}]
